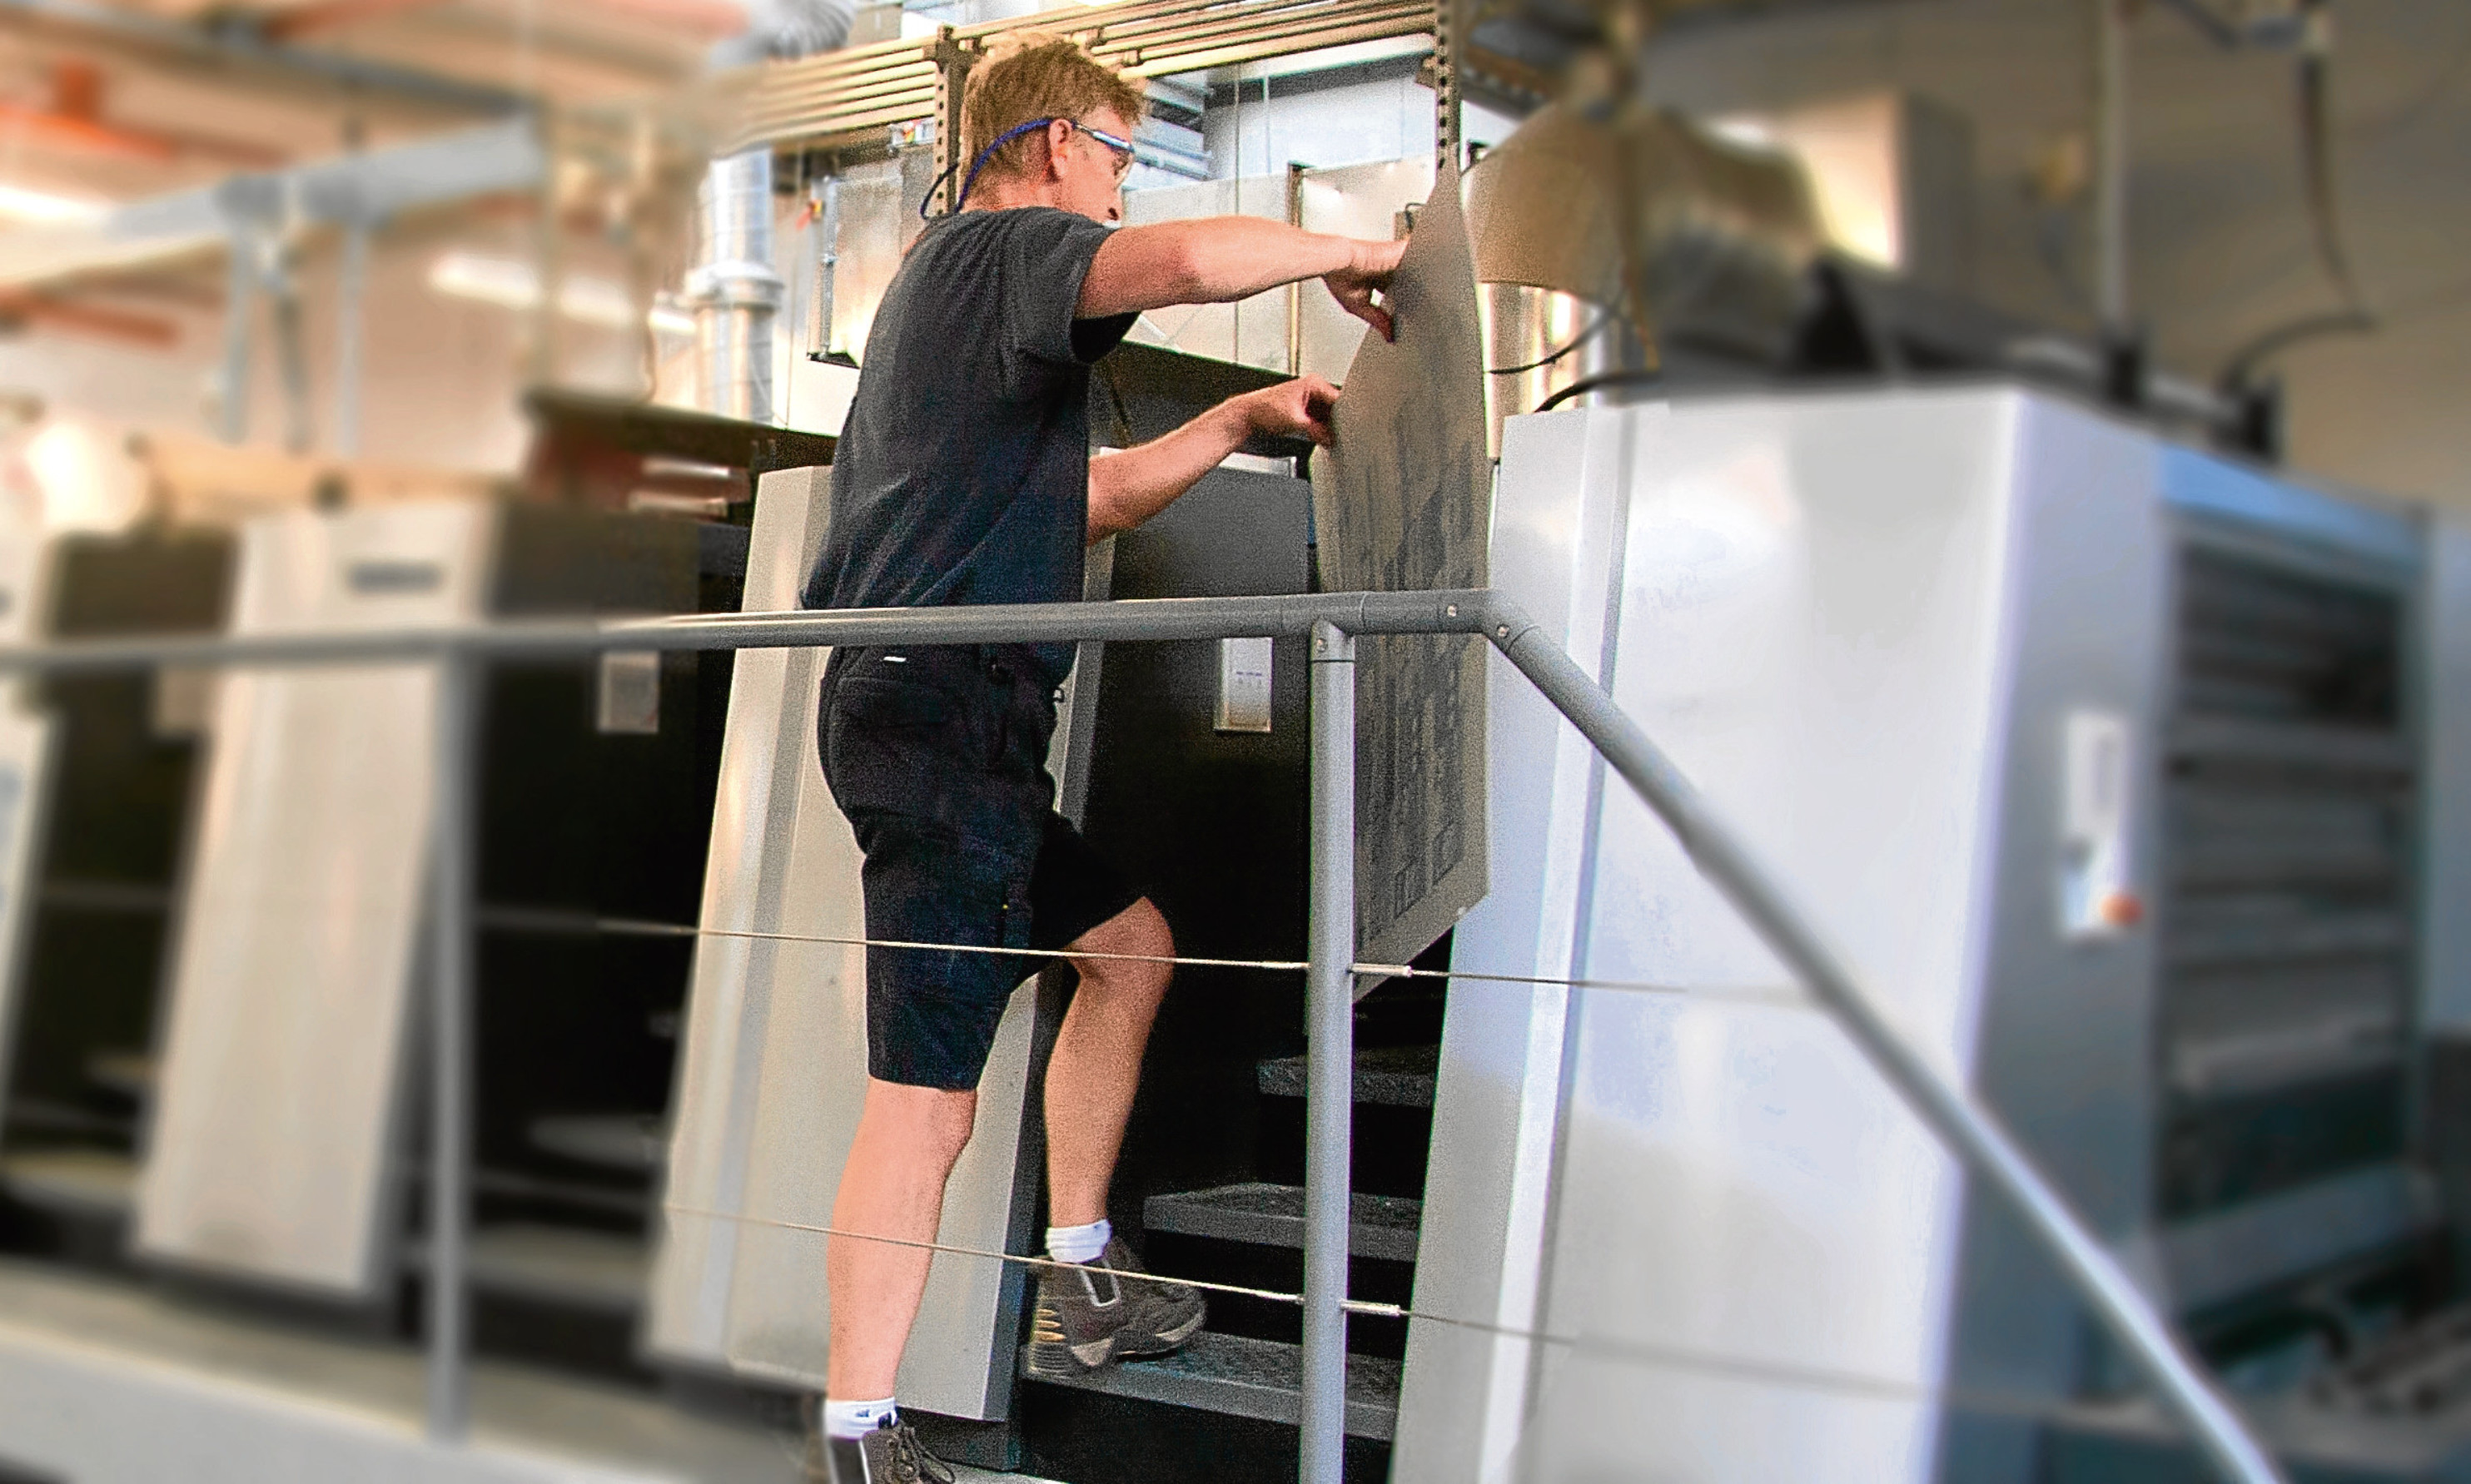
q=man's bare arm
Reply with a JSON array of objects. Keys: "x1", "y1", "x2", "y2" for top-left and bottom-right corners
[
  {"x1": 1080, "y1": 219, "x2": 1405, "y2": 339},
  {"x1": 1087, "y1": 377, "x2": 1337, "y2": 543}
]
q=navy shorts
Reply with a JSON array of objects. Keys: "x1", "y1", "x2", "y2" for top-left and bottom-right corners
[{"x1": 818, "y1": 643, "x2": 1141, "y2": 1090}]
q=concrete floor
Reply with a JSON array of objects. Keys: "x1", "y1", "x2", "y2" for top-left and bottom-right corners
[{"x1": 0, "y1": 1258, "x2": 1052, "y2": 1484}]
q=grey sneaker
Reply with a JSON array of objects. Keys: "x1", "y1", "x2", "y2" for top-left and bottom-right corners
[
  {"x1": 1026, "y1": 1235, "x2": 1206, "y2": 1377},
  {"x1": 800, "y1": 1410, "x2": 954, "y2": 1484}
]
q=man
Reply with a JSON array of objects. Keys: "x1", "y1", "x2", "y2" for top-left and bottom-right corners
[{"x1": 802, "y1": 29, "x2": 1406, "y2": 1483}]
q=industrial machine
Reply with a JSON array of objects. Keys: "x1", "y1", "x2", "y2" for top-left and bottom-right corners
[
  {"x1": 0, "y1": 409, "x2": 846, "y2": 1481},
  {"x1": 0, "y1": 414, "x2": 791, "y2": 1325},
  {"x1": 0, "y1": 516, "x2": 231, "y2": 1269},
  {"x1": 1393, "y1": 384, "x2": 2445, "y2": 1484},
  {"x1": 0, "y1": 3, "x2": 2459, "y2": 1472}
]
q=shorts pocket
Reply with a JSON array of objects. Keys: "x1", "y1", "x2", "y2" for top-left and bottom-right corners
[
  {"x1": 823, "y1": 672, "x2": 972, "y2": 817},
  {"x1": 833, "y1": 675, "x2": 952, "y2": 731}
]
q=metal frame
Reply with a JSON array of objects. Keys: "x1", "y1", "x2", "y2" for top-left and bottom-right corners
[
  {"x1": 1305, "y1": 620, "x2": 1357, "y2": 1484},
  {"x1": 730, "y1": 0, "x2": 1443, "y2": 156},
  {"x1": 927, "y1": 28, "x2": 977, "y2": 219},
  {"x1": 0, "y1": 587, "x2": 2285, "y2": 1484},
  {"x1": 1431, "y1": 0, "x2": 1461, "y2": 171},
  {"x1": 426, "y1": 653, "x2": 477, "y2": 1440}
]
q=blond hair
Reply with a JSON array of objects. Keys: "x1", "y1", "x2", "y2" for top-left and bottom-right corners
[{"x1": 962, "y1": 31, "x2": 1146, "y2": 185}]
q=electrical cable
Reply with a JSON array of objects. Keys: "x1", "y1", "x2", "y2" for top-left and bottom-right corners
[
  {"x1": 2296, "y1": 18, "x2": 2365, "y2": 314},
  {"x1": 2218, "y1": 305, "x2": 2377, "y2": 389},
  {"x1": 1486, "y1": 309, "x2": 1610, "y2": 376},
  {"x1": 2223, "y1": 1, "x2": 2383, "y2": 385},
  {"x1": 1534, "y1": 368, "x2": 1661, "y2": 414}
]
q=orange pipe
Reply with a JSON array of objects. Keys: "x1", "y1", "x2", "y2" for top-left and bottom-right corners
[
  {"x1": 0, "y1": 102, "x2": 173, "y2": 161},
  {"x1": 270, "y1": 0, "x2": 747, "y2": 39},
  {"x1": 0, "y1": 65, "x2": 286, "y2": 168},
  {"x1": 0, "y1": 292, "x2": 180, "y2": 349},
  {"x1": 263, "y1": 0, "x2": 450, "y2": 41}
]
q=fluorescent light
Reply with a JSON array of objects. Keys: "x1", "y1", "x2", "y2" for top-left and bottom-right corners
[
  {"x1": 25, "y1": 421, "x2": 143, "y2": 534},
  {"x1": 0, "y1": 183, "x2": 107, "y2": 225},
  {"x1": 427, "y1": 250, "x2": 691, "y2": 334}
]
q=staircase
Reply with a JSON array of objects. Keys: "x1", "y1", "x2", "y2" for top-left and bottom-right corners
[
  {"x1": 1017, "y1": 1028, "x2": 1442, "y2": 1450},
  {"x1": 1005, "y1": 456, "x2": 1444, "y2": 1477}
]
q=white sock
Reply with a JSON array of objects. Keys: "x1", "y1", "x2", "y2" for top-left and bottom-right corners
[
  {"x1": 1046, "y1": 1217, "x2": 1111, "y2": 1265},
  {"x1": 823, "y1": 1397, "x2": 897, "y2": 1440}
]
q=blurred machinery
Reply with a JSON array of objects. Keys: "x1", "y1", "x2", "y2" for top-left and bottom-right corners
[
  {"x1": 0, "y1": 519, "x2": 229, "y2": 1266},
  {"x1": 1464, "y1": 99, "x2": 1822, "y2": 451},
  {"x1": 0, "y1": 403, "x2": 816, "y2": 1447},
  {"x1": 1459, "y1": 89, "x2": 2274, "y2": 464}
]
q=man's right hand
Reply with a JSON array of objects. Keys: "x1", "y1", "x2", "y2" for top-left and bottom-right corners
[
  {"x1": 1324, "y1": 238, "x2": 1408, "y2": 341},
  {"x1": 1079, "y1": 218, "x2": 1412, "y2": 326}
]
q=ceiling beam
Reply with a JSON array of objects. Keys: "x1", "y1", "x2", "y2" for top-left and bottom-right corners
[
  {"x1": 0, "y1": 0, "x2": 530, "y2": 117},
  {"x1": 0, "y1": 288, "x2": 181, "y2": 347},
  {"x1": 262, "y1": 0, "x2": 452, "y2": 42},
  {"x1": 270, "y1": 0, "x2": 747, "y2": 43},
  {"x1": 0, "y1": 60, "x2": 288, "y2": 167}
]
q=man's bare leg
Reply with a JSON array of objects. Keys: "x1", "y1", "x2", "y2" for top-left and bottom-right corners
[
  {"x1": 1045, "y1": 896, "x2": 1173, "y2": 1225},
  {"x1": 824, "y1": 1079, "x2": 980, "y2": 1401}
]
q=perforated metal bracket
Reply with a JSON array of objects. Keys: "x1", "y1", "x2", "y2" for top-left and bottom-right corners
[{"x1": 928, "y1": 29, "x2": 981, "y2": 218}]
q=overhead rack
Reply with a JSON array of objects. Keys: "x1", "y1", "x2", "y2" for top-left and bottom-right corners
[{"x1": 726, "y1": 0, "x2": 1457, "y2": 200}]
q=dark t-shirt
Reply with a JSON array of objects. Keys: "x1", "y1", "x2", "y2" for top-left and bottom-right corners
[{"x1": 803, "y1": 206, "x2": 1135, "y2": 685}]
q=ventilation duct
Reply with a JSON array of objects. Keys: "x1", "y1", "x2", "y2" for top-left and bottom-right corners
[
  {"x1": 690, "y1": 0, "x2": 857, "y2": 423},
  {"x1": 1464, "y1": 102, "x2": 1825, "y2": 444}
]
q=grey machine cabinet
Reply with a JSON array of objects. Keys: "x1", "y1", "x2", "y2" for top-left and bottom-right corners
[{"x1": 1394, "y1": 385, "x2": 2434, "y2": 1484}]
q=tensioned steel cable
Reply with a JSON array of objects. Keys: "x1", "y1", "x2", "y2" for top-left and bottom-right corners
[
  {"x1": 657, "y1": 1201, "x2": 2173, "y2": 1434},
  {"x1": 480, "y1": 908, "x2": 1803, "y2": 1004}
]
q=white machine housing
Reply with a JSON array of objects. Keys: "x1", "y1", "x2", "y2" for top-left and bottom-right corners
[{"x1": 1395, "y1": 385, "x2": 2429, "y2": 1483}]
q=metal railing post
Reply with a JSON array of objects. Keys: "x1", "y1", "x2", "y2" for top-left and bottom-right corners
[
  {"x1": 1303, "y1": 619, "x2": 1357, "y2": 1484},
  {"x1": 425, "y1": 648, "x2": 476, "y2": 1443}
]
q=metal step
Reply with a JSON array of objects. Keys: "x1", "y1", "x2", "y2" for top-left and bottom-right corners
[
  {"x1": 1256, "y1": 1044, "x2": 1437, "y2": 1109},
  {"x1": 1021, "y1": 1330, "x2": 1400, "y2": 1440},
  {"x1": 527, "y1": 1112, "x2": 667, "y2": 1173},
  {"x1": 86, "y1": 1050, "x2": 156, "y2": 1100},
  {"x1": 1144, "y1": 1183, "x2": 1422, "y2": 1263},
  {"x1": 0, "y1": 1148, "x2": 137, "y2": 1219}
]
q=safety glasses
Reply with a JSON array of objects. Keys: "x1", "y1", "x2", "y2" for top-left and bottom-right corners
[
  {"x1": 1066, "y1": 119, "x2": 1137, "y2": 181},
  {"x1": 925, "y1": 116, "x2": 1140, "y2": 219}
]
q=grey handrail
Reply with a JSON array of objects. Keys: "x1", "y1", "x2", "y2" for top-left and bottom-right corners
[{"x1": 0, "y1": 586, "x2": 2281, "y2": 1484}]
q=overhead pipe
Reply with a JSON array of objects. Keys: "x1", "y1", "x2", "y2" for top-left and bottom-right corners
[
  {"x1": 689, "y1": 0, "x2": 855, "y2": 423},
  {"x1": 0, "y1": 62, "x2": 283, "y2": 166}
]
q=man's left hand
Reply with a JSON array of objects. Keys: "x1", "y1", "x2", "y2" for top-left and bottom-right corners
[{"x1": 1236, "y1": 375, "x2": 1340, "y2": 447}]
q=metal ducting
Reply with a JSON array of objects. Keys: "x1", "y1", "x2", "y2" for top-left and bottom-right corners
[
  {"x1": 1464, "y1": 102, "x2": 1826, "y2": 443},
  {"x1": 690, "y1": 0, "x2": 857, "y2": 423}
]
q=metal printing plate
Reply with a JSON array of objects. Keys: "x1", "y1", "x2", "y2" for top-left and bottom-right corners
[{"x1": 1310, "y1": 161, "x2": 1491, "y2": 977}]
